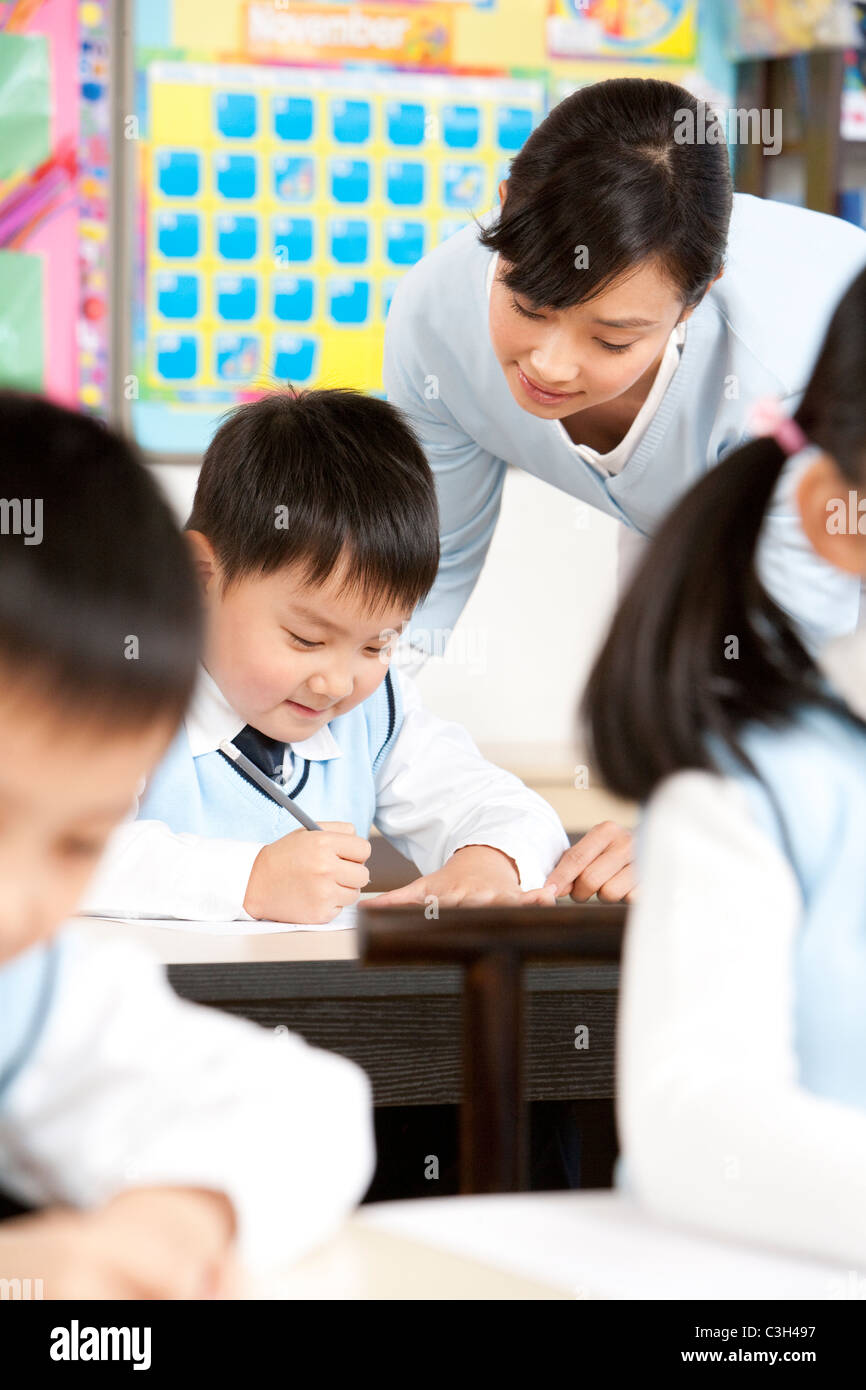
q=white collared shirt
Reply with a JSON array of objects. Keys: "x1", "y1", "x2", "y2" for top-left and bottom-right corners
[
  {"x1": 619, "y1": 627, "x2": 866, "y2": 1266},
  {"x1": 484, "y1": 251, "x2": 686, "y2": 478},
  {"x1": 0, "y1": 925, "x2": 375, "y2": 1275},
  {"x1": 185, "y1": 663, "x2": 343, "y2": 767},
  {"x1": 83, "y1": 665, "x2": 570, "y2": 922}
]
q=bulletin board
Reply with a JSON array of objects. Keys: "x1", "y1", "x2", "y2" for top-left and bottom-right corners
[
  {"x1": 0, "y1": 0, "x2": 110, "y2": 411},
  {"x1": 141, "y1": 63, "x2": 539, "y2": 420},
  {"x1": 128, "y1": 0, "x2": 728, "y2": 454}
]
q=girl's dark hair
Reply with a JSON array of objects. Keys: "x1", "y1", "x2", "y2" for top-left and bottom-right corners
[
  {"x1": 584, "y1": 263, "x2": 866, "y2": 803},
  {"x1": 188, "y1": 386, "x2": 440, "y2": 610},
  {"x1": 0, "y1": 392, "x2": 201, "y2": 731},
  {"x1": 479, "y1": 77, "x2": 732, "y2": 310}
]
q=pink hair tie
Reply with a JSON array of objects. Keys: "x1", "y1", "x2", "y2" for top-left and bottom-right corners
[{"x1": 749, "y1": 397, "x2": 809, "y2": 457}]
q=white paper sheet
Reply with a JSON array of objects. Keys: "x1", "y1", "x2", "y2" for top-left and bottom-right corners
[{"x1": 80, "y1": 902, "x2": 363, "y2": 936}]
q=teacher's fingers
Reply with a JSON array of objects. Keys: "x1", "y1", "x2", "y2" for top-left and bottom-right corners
[
  {"x1": 593, "y1": 865, "x2": 637, "y2": 905},
  {"x1": 544, "y1": 822, "x2": 634, "y2": 901}
]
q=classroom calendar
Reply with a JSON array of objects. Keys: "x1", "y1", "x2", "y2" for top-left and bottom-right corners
[{"x1": 140, "y1": 61, "x2": 544, "y2": 407}]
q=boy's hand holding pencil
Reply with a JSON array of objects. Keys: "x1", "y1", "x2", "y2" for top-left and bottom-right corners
[{"x1": 243, "y1": 823, "x2": 371, "y2": 924}]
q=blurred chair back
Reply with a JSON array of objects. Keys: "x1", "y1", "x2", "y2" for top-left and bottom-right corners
[{"x1": 359, "y1": 903, "x2": 625, "y2": 1194}]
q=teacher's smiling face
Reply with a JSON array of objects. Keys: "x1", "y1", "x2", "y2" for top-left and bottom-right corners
[{"x1": 488, "y1": 251, "x2": 696, "y2": 421}]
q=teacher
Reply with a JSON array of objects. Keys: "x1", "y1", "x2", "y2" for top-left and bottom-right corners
[{"x1": 382, "y1": 76, "x2": 866, "y2": 903}]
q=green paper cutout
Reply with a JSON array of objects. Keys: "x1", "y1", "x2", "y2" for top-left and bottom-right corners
[
  {"x1": 0, "y1": 251, "x2": 44, "y2": 389},
  {"x1": 0, "y1": 33, "x2": 51, "y2": 182}
]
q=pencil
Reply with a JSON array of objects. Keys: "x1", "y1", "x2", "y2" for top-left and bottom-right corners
[{"x1": 219, "y1": 738, "x2": 322, "y2": 831}]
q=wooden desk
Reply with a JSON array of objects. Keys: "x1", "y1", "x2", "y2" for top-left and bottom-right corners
[
  {"x1": 258, "y1": 1192, "x2": 856, "y2": 1301},
  {"x1": 77, "y1": 905, "x2": 619, "y2": 1109}
]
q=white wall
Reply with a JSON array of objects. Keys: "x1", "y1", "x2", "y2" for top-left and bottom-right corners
[
  {"x1": 407, "y1": 468, "x2": 621, "y2": 770},
  {"x1": 150, "y1": 461, "x2": 621, "y2": 772}
]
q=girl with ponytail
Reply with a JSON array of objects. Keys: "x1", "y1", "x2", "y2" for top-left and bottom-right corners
[{"x1": 584, "y1": 265, "x2": 866, "y2": 1266}]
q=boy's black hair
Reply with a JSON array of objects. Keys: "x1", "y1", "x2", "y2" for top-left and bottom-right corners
[
  {"x1": 479, "y1": 77, "x2": 732, "y2": 311},
  {"x1": 584, "y1": 264, "x2": 866, "y2": 804},
  {"x1": 188, "y1": 387, "x2": 440, "y2": 609},
  {"x1": 0, "y1": 392, "x2": 201, "y2": 730}
]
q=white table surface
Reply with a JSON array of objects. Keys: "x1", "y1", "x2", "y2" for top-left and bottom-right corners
[
  {"x1": 258, "y1": 1192, "x2": 859, "y2": 1301},
  {"x1": 74, "y1": 909, "x2": 366, "y2": 962}
]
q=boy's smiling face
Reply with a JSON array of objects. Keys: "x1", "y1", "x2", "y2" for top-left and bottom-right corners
[{"x1": 189, "y1": 535, "x2": 413, "y2": 744}]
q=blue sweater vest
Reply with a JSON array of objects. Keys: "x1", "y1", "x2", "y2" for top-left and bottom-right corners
[
  {"x1": 721, "y1": 702, "x2": 866, "y2": 1109},
  {"x1": 138, "y1": 668, "x2": 403, "y2": 841}
]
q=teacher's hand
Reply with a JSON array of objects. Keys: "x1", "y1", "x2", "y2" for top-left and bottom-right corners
[{"x1": 543, "y1": 822, "x2": 636, "y2": 904}]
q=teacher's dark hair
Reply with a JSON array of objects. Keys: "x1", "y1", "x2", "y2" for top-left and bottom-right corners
[
  {"x1": 0, "y1": 392, "x2": 202, "y2": 731},
  {"x1": 583, "y1": 264, "x2": 866, "y2": 803},
  {"x1": 479, "y1": 77, "x2": 732, "y2": 310}
]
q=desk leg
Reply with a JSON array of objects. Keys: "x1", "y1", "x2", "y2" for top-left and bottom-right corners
[{"x1": 460, "y1": 952, "x2": 526, "y2": 1194}]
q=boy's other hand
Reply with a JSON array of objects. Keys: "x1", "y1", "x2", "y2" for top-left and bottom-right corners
[
  {"x1": 373, "y1": 843, "x2": 546, "y2": 909},
  {"x1": 542, "y1": 821, "x2": 636, "y2": 904},
  {"x1": 244, "y1": 822, "x2": 371, "y2": 924}
]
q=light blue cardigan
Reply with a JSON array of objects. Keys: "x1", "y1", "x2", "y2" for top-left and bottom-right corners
[{"x1": 384, "y1": 193, "x2": 866, "y2": 651}]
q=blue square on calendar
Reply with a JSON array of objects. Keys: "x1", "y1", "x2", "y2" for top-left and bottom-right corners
[
  {"x1": 442, "y1": 163, "x2": 484, "y2": 208},
  {"x1": 215, "y1": 154, "x2": 257, "y2": 200},
  {"x1": 273, "y1": 95, "x2": 314, "y2": 142},
  {"x1": 273, "y1": 335, "x2": 317, "y2": 383},
  {"x1": 497, "y1": 106, "x2": 534, "y2": 151},
  {"x1": 156, "y1": 273, "x2": 198, "y2": 320},
  {"x1": 156, "y1": 335, "x2": 197, "y2": 381},
  {"x1": 442, "y1": 105, "x2": 480, "y2": 149},
  {"x1": 216, "y1": 215, "x2": 258, "y2": 261},
  {"x1": 156, "y1": 211, "x2": 200, "y2": 258},
  {"x1": 330, "y1": 159, "x2": 370, "y2": 204},
  {"x1": 386, "y1": 162, "x2": 424, "y2": 207},
  {"x1": 273, "y1": 277, "x2": 314, "y2": 322},
  {"x1": 156, "y1": 151, "x2": 200, "y2": 198},
  {"x1": 215, "y1": 335, "x2": 259, "y2": 381},
  {"x1": 273, "y1": 156, "x2": 315, "y2": 202},
  {"x1": 384, "y1": 220, "x2": 425, "y2": 266},
  {"x1": 215, "y1": 276, "x2": 257, "y2": 321},
  {"x1": 386, "y1": 102, "x2": 425, "y2": 147},
  {"x1": 329, "y1": 219, "x2": 369, "y2": 264},
  {"x1": 328, "y1": 279, "x2": 369, "y2": 325},
  {"x1": 272, "y1": 217, "x2": 314, "y2": 264},
  {"x1": 331, "y1": 98, "x2": 371, "y2": 144},
  {"x1": 215, "y1": 92, "x2": 257, "y2": 140}
]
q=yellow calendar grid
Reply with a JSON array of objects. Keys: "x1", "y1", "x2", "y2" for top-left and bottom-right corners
[{"x1": 143, "y1": 74, "x2": 524, "y2": 394}]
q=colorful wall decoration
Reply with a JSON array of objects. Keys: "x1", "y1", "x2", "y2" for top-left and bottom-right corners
[
  {"x1": 0, "y1": 0, "x2": 110, "y2": 412},
  {"x1": 129, "y1": 0, "x2": 731, "y2": 453},
  {"x1": 547, "y1": 1, "x2": 697, "y2": 62}
]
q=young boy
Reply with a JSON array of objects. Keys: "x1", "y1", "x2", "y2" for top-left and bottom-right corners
[
  {"x1": 0, "y1": 394, "x2": 373, "y2": 1297},
  {"x1": 84, "y1": 387, "x2": 572, "y2": 924}
]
